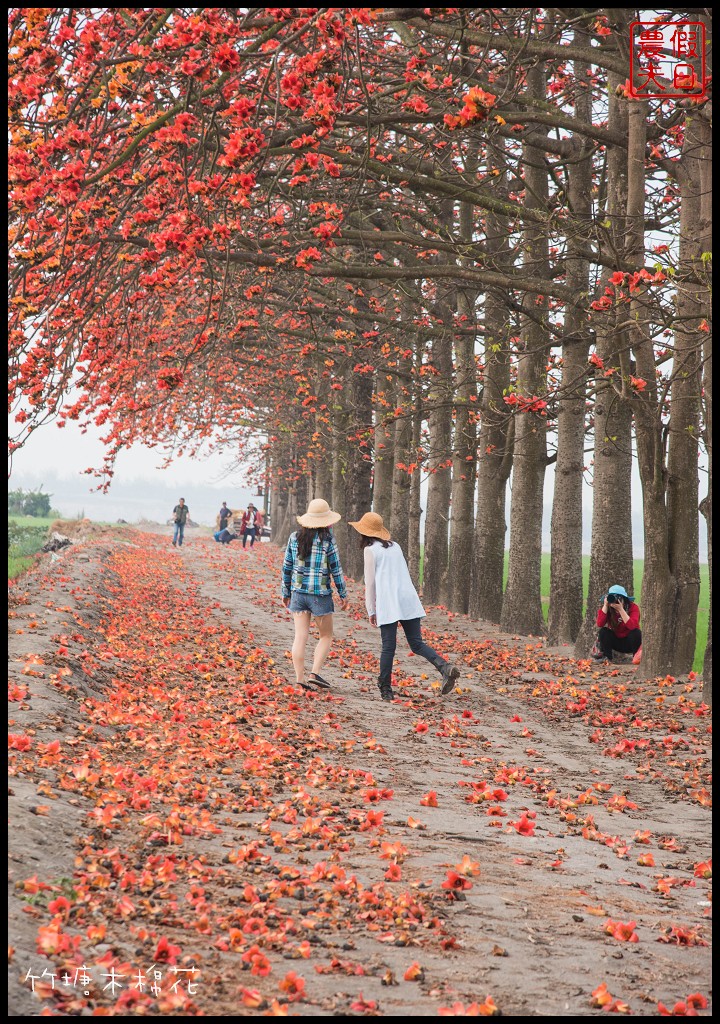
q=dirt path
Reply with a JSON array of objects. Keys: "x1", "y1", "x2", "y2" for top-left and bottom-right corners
[{"x1": 8, "y1": 528, "x2": 712, "y2": 1016}]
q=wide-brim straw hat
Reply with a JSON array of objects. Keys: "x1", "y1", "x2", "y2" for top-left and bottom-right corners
[
  {"x1": 297, "y1": 498, "x2": 341, "y2": 529},
  {"x1": 349, "y1": 511, "x2": 391, "y2": 541}
]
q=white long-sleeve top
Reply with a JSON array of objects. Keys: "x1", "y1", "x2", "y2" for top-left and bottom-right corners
[{"x1": 364, "y1": 542, "x2": 426, "y2": 626}]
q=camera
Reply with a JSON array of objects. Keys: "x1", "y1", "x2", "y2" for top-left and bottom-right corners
[{"x1": 606, "y1": 593, "x2": 623, "y2": 606}]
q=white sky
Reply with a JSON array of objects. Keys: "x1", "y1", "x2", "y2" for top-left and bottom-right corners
[{"x1": 9, "y1": 415, "x2": 244, "y2": 486}]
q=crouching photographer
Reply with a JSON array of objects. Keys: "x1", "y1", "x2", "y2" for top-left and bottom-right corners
[{"x1": 594, "y1": 585, "x2": 642, "y2": 663}]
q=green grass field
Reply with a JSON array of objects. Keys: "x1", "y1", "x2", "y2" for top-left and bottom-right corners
[
  {"x1": 537, "y1": 554, "x2": 708, "y2": 674},
  {"x1": 7, "y1": 516, "x2": 54, "y2": 580},
  {"x1": 419, "y1": 549, "x2": 708, "y2": 674},
  {"x1": 7, "y1": 515, "x2": 116, "y2": 581}
]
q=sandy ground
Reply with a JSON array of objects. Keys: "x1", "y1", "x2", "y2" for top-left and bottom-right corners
[{"x1": 8, "y1": 525, "x2": 712, "y2": 1016}]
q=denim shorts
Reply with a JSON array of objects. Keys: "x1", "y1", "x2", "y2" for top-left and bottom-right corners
[{"x1": 288, "y1": 592, "x2": 334, "y2": 616}]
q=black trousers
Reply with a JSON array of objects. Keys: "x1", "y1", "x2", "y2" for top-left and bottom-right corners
[
  {"x1": 379, "y1": 618, "x2": 447, "y2": 685},
  {"x1": 597, "y1": 626, "x2": 642, "y2": 658}
]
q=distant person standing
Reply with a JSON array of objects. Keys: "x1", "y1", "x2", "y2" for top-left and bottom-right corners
[
  {"x1": 217, "y1": 502, "x2": 232, "y2": 531},
  {"x1": 241, "y1": 503, "x2": 263, "y2": 548},
  {"x1": 172, "y1": 498, "x2": 189, "y2": 547}
]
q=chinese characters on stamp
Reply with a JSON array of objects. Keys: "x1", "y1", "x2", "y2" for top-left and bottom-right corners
[{"x1": 630, "y1": 21, "x2": 707, "y2": 100}]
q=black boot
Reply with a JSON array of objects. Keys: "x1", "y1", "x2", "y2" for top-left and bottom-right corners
[
  {"x1": 440, "y1": 662, "x2": 460, "y2": 694},
  {"x1": 378, "y1": 678, "x2": 394, "y2": 702}
]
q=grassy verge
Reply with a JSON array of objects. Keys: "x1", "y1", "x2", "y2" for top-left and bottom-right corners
[
  {"x1": 8, "y1": 517, "x2": 51, "y2": 580},
  {"x1": 419, "y1": 549, "x2": 708, "y2": 673}
]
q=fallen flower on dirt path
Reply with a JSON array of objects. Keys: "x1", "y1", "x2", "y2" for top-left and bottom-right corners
[
  {"x1": 19, "y1": 875, "x2": 54, "y2": 894},
  {"x1": 404, "y1": 962, "x2": 424, "y2": 981},
  {"x1": 606, "y1": 794, "x2": 639, "y2": 813},
  {"x1": 153, "y1": 935, "x2": 182, "y2": 963},
  {"x1": 438, "y1": 996, "x2": 500, "y2": 1015},
  {"x1": 590, "y1": 982, "x2": 632, "y2": 1013},
  {"x1": 454, "y1": 854, "x2": 480, "y2": 877},
  {"x1": 420, "y1": 791, "x2": 438, "y2": 807},
  {"x1": 442, "y1": 870, "x2": 473, "y2": 892},
  {"x1": 655, "y1": 876, "x2": 685, "y2": 896},
  {"x1": 315, "y1": 959, "x2": 366, "y2": 976},
  {"x1": 657, "y1": 999, "x2": 702, "y2": 1016},
  {"x1": 278, "y1": 971, "x2": 305, "y2": 1001},
  {"x1": 509, "y1": 813, "x2": 536, "y2": 836},
  {"x1": 693, "y1": 859, "x2": 711, "y2": 878},
  {"x1": 46, "y1": 896, "x2": 71, "y2": 918},
  {"x1": 379, "y1": 841, "x2": 408, "y2": 862},
  {"x1": 406, "y1": 816, "x2": 426, "y2": 829},
  {"x1": 36, "y1": 920, "x2": 81, "y2": 955},
  {"x1": 8, "y1": 733, "x2": 33, "y2": 751},
  {"x1": 604, "y1": 920, "x2": 638, "y2": 942},
  {"x1": 239, "y1": 988, "x2": 266, "y2": 1009},
  {"x1": 657, "y1": 926, "x2": 708, "y2": 947},
  {"x1": 349, "y1": 993, "x2": 379, "y2": 1012}
]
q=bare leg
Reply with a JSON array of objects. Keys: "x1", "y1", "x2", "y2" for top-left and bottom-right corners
[
  {"x1": 291, "y1": 612, "x2": 311, "y2": 683},
  {"x1": 311, "y1": 614, "x2": 334, "y2": 675}
]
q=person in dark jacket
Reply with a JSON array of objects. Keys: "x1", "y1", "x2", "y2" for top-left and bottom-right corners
[
  {"x1": 172, "y1": 499, "x2": 189, "y2": 547},
  {"x1": 217, "y1": 502, "x2": 232, "y2": 531},
  {"x1": 594, "y1": 585, "x2": 642, "y2": 663}
]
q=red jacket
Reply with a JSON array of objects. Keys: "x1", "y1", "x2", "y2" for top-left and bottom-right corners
[
  {"x1": 240, "y1": 509, "x2": 264, "y2": 532},
  {"x1": 597, "y1": 601, "x2": 640, "y2": 637}
]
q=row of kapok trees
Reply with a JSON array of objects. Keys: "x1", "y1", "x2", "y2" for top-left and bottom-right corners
[{"x1": 8, "y1": 9, "x2": 711, "y2": 697}]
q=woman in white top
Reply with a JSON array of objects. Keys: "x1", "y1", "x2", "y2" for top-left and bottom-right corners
[{"x1": 349, "y1": 512, "x2": 460, "y2": 702}]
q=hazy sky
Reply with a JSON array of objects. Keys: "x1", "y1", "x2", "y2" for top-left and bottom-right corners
[
  {"x1": 9, "y1": 415, "x2": 244, "y2": 486},
  {"x1": 8, "y1": 417, "x2": 264, "y2": 525}
]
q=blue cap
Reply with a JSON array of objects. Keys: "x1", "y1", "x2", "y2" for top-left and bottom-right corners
[{"x1": 608, "y1": 584, "x2": 634, "y2": 601}]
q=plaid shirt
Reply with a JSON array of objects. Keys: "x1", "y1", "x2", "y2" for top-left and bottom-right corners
[{"x1": 282, "y1": 530, "x2": 347, "y2": 599}]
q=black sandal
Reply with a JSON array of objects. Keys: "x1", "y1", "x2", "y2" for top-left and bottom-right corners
[
  {"x1": 308, "y1": 673, "x2": 331, "y2": 689},
  {"x1": 297, "y1": 680, "x2": 315, "y2": 692}
]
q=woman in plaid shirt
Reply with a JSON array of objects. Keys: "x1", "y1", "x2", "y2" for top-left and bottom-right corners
[{"x1": 282, "y1": 499, "x2": 348, "y2": 691}]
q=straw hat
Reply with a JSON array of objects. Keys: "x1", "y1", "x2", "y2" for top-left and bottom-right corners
[
  {"x1": 348, "y1": 511, "x2": 391, "y2": 541},
  {"x1": 297, "y1": 498, "x2": 341, "y2": 529}
]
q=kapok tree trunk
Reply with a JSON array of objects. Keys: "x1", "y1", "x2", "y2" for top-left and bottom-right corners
[
  {"x1": 373, "y1": 382, "x2": 395, "y2": 524},
  {"x1": 698, "y1": 99, "x2": 712, "y2": 704},
  {"x1": 575, "y1": 74, "x2": 634, "y2": 657},
  {"x1": 344, "y1": 351, "x2": 374, "y2": 581},
  {"x1": 625, "y1": 99, "x2": 677, "y2": 679},
  {"x1": 501, "y1": 65, "x2": 549, "y2": 638},
  {"x1": 331, "y1": 403, "x2": 349, "y2": 566},
  {"x1": 313, "y1": 374, "x2": 333, "y2": 501},
  {"x1": 664, "y1": 104, "x2": 706, "y2": 674},
  {"x1": 422, "y1": 307, "x2": 454, "y2": 607},
  {"x1": 407, "y1": 341, "x2": 423, "y2": 589},
  {"x1": 389, "y1": 344, "x2": 414, "y2": 557},
  {"x1": 547, "y1": 32, "x2": 592, "y2": 645},
  {"x1": 469, "y1": 137, "x2": 512, "y2": 623},
  {"x1": 448, "y1": 139, "x2": 479, "y2": 614}
]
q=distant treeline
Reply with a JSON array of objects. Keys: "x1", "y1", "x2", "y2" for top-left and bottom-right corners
[{"x1": 8, "y1": 487, "x2": 56, "y2": 518}]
